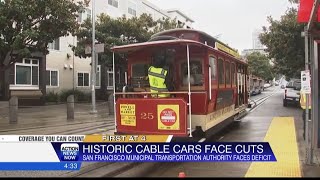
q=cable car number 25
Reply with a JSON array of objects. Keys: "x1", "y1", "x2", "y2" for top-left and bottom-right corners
[{"x1": 141, "y1": 113, "x2": 154, "y2": 120}]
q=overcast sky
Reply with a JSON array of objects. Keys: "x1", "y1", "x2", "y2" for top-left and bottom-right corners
[{"x1": 149, "y1": 0, "x2": 295, "y2": 53}]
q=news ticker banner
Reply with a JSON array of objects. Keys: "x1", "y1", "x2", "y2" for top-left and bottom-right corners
[{"x1": 0, "y1": 135, "x2": 276, "y2": 171}]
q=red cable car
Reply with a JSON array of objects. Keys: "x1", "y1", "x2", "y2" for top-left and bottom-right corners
[{"x1": 111, "y1": 29, "x2": 249, "y2": 139}]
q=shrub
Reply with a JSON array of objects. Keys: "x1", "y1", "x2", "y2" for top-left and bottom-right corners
[
  {"x1": 77, "y1": 92, "x2": 91, "y2": 102},
  {"x1": 45, "y1": 92, "x2": 59, "y2": 102},
  {"x1": 59, "y1": 89, "x2": 91, "y2": 102}
]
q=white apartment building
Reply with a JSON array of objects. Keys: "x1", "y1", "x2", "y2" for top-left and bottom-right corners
[
  {"x1": 166, "y1": 9, "x2": 194, "y2": 29},
  {"x1": 46, "y1": 0, "x2": 194, "y2": 96},
  {"x1": 241, "y1": 48, "x2": 268, "y2": 57}
]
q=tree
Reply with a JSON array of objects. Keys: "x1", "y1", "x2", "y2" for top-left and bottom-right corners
[
  {"x1": 259, "y1": 7, "x2": 305, "y2": 78},
  {"x1": 247, "y1": 52, "x2": 274, "y2": 81},
  {"x1": 72, "y1": 13, "x2": 184, "y2": 65},
  {"x1": 0, "y1": 0, "x2": 83, "y2": 71}
]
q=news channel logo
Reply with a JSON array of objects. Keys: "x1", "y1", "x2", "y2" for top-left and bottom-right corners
[{"x1": 60, "y1": 143, "x2": 79, "y2": 161}]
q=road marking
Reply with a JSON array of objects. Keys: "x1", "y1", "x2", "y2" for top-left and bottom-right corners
[
  {"x1": 249, "y1": 93, "x2": 274, "y2": 113},
  {"x1": 245, "y1": 117, "x2": 301, "y2": 177},
  {"x1": 218, "y1": 136, "x2": 224, "y2": 141},
  {"x1": 166, "y1": 135, "x2": 173, "y2": 142},
  {"x1": 198, "y1": 138, "x2": 206, "y2": 142}
]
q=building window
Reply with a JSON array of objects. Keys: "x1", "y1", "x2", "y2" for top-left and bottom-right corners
[
  {"x1": 48, "y1": 38, "x2": 60, "y2": 50},
  {"x1": 46, "y1": 70, "x2": 59, "y2": 87},
  {"x1": 128, "y1": 1, "x2": 137, "y2": 16},
  {"x1": 77, "y1": 72, "x2": 90, "y2": 87},
  {"x1": 96, "y1": 65, "x2": 101, "y2": 88},
  {"x1": 108, "y1": 0, "x2": 118, "y2": 8},
  {"x1": 218, "y1": 58, "x2": 225, "y2": 86},
  {"x1": 78, "y1": 8, "x2": 91, "y2": 23},
  {"x1": 107, "y1": 68, "x2": 114, "y2": 89},
  {"x1": 15, "y1": 58, "x2": 39, "y2": 86},
  {"x1": 209, "y1": 56, "x2": 217, "y2": 81}
]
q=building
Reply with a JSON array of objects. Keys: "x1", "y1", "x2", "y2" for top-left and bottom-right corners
[
  {"x1": 241, "y1": 48, "x2": 268, "y2": 57},
  {"x1": 241, "y1": 30, "x2": 268, "y2": 57},
  {"x1": 252, "y1": 29, "x2": 265, "y2": 50},
  {"x1": 166, "y1": 9, "x2": 194, "y2": 29},
  {"x1": 45, "y1": 0, "x2": 194, "y2": 99},
  {"x1": 0, "y1": 52, "x2": 47, "y2": 105}
]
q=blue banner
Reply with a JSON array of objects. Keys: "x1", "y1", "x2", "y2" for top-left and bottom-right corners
[
  {"x1": 52, "y1": 142, "x2": 276, "y2": 162},
  {"x1": 0, "y1": 162, "x2": 81, "y2": 171}
]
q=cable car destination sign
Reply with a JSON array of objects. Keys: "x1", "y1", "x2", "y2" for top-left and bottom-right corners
[{"x1": 215, "y1": 42, "x2": 240, "y2": 59}]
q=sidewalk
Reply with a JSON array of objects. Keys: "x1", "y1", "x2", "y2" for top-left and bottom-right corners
[{"x1": 0, "y1": 101, "x2": 115, "y2": 135}]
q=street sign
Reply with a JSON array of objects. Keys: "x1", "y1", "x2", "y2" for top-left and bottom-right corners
[
  {"x1": 301, "y1": 70, "x2": 311, "y2": 93},
  {"x1": 85, "y1": 44, "x2": 105, "y2": 54},
  {"x1": 95, "y1": 43, "x2": 105, "y2": 53}
]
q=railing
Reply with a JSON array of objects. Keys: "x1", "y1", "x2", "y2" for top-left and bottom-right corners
[{"x1": 115, "y1": 91, "x2": 206, "y2": 96}]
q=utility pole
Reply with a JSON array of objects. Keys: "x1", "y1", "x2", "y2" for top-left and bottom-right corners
[
  {"x1": 303, "y1": 27, "x2": 313, "y2": 164},
  {"x1": 90, "y1": 0, "x2": 97, "y2": 114}
]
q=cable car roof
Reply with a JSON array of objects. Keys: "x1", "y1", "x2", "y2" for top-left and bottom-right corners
[
  {"x1": 111, "y1": 39, "x2": 247, "y2": 64},
  {"x1": 111, "y1": 39, "x2": 200, "y2": 53}
]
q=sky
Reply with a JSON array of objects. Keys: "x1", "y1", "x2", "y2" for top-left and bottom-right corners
[{"x1": 148, "y1": 0, "x2": 296, "y2": 53}]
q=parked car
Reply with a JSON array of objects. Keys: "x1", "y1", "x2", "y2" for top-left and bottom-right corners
[
  {"x1": 283, "y1": 79, "x2": 301, "y2": 107},
  {"x1": 264, "y1": 83, "x2": 271, "y2": 89}
]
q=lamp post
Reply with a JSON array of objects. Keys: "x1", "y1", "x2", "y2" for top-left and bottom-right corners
[{"x1": 90, "y1": 0, "x2": 97, "y2": 114}]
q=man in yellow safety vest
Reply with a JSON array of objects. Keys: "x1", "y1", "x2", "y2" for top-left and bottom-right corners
[
  {"x1": 300, "y1": 90, "x2": 311, "y2": 140},
  {"x1": 148, "y1": 50, "x2": 173, "y2": 98}
]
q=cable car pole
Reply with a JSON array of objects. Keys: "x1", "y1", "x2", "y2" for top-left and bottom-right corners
[{"x1": 187, "y1": 45, "x2": 192, "y2": 137}]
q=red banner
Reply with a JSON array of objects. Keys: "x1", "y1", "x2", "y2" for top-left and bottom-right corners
[{"x1": 298, "y1": 0, "x2": 320, "y2": 23}]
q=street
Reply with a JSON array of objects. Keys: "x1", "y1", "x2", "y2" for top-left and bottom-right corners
[{"x1": 142, "y1": 87, "x2": 319, "y2": 177}]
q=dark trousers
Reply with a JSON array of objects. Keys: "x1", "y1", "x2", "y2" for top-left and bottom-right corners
[{"x1": 302, "y1": 109, "x2": 312, "y2": 140}]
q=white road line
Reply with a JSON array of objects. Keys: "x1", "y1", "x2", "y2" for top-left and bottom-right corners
[
  {"x1": 198, "y1": 138, "x2": 206, "y2": 142},
  {"x1": 218, "y1": 136, "x2": 224, "y2": 140},
  {"x1": 250, "y1": 94, "x2": 274, "y2": 112},
  {"x1": 166, "y1": 135, "x2": 173, "y2": 142}
]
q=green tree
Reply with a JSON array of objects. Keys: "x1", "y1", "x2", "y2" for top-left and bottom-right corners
[
  {"x1": 0, "y1": 0, "x2": 83, "y2": 71},
  {"x1": 259, "y1": 7, "x2": 305, "y2": 78},
  {"x1": 247, "y1": 52, "x2": 274, "y2": 81},
  {"x1": 72, "y1": 13, "x2": 184, "y2": 65}
]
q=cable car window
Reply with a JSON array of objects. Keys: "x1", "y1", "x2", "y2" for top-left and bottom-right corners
[
  {"x1": 132, "y1": 64, "x2": 148, "y2": 77},
  {"x1": 225, "y1": 61, "x2": 230, "y2": 84},
  {"x1": 209, "y1": 56, "x2": 217, "y2": 80},
  {"x1": 181, "y1": 60, "x2": 203, "y2": 86},
  {"x1": 218, "y1": 58, "x2": 224, "y2": 86},
  {"x1": 231, "y1": 63, "x2": 236, "y2": 85},
  {"x1": 131, "y1": 63, "x2": 149, "y2": 88}
]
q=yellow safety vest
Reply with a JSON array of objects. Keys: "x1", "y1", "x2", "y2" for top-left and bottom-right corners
[
  {"x1": 300, "y1": 92, "x2": 311, "y2": 109},
  {"x1": 148, "y1": 66, "x2": 169, "y2": 98}
]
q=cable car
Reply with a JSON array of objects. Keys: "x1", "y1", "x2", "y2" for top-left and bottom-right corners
[
  {"x1": 249, "y1": 75, "x2": 265, "y2": 95},
  {"x1": 111, "y1": 29, "x2": 249, "y2": 139}
]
